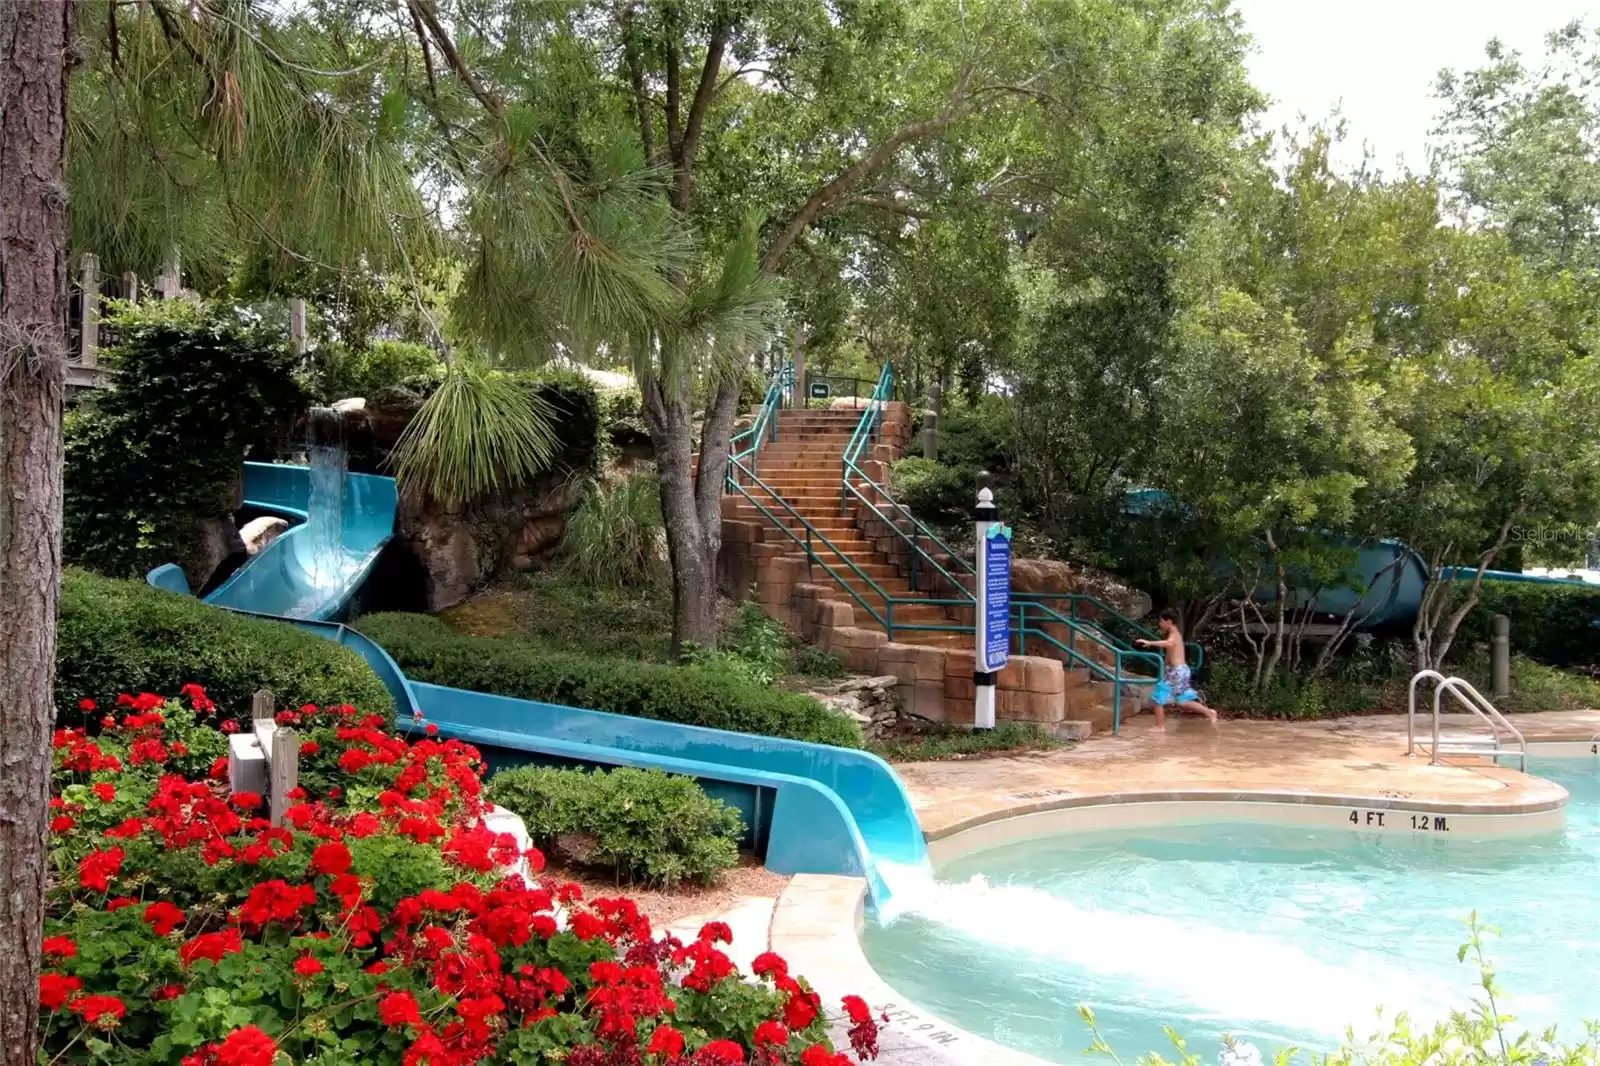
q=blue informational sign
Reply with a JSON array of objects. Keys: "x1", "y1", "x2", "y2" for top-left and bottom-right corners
[{"x1": 979, "y1": 524, "x2": 1012, "y2": 671}]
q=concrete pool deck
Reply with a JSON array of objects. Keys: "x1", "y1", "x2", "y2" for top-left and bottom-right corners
[
  {"x1": 896, "y1": 710, "x2": 1597, "y2": 841},
  {"x1": 766, "y1": 711, "x2": 1600, "y2": 1065}
]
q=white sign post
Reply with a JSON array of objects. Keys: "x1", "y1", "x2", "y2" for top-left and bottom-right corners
[{"x1": 973, "y1": 481, "x2": 1011, "y2": 730}]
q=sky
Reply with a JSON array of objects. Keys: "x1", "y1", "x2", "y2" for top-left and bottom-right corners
[{"x1": 1231, "y1": 0, "x2": 1600, "y2": 173}]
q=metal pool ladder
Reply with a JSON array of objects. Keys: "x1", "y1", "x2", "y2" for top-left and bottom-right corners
[{"x1": 1408, "y1": 669, "x2": 1527, "y2": 772}]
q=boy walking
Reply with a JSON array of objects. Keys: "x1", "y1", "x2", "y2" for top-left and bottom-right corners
[{"x1": 1135, "y1": 609, "x2": 1218, "y2": 726}]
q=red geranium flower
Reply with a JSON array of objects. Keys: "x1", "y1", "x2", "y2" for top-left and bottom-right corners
[
  {"x1": 42, "y1": 936, "x2": 76, "y2": 958},
  {"x1": 293, "y1": 955, "x2": 324, "y2": 977},
  {"x1": 180, "y1": 928, "x2": 244, "y2": 967},
  {"x1": 38, "y1": 973, "x2": 82, "y2": 1011},
  {"x1": 231, "y1": 792, "x2": 263, "y2": 812},
  {"x1": 143, "y1": 900, "x2": 187, "y2": 937},
  {"x1": 841, "y1": 995, "x2": 871, "y2": 1025},
  {"x1": 92, "y1": 782, "x2": 115, "y2": 803},
  {"x1": 214, "y1": 1025, "x2": 277, "y2": 1066},
  {"x1": 698, "y1": 1041, "x2": 745, "y2": 1064},
  {"x1": 378, "y1": 990, "x2": 422, "y2": 1027},
  {"x1": 78, "y1": 699, "x2": 96, "y2": 712},
  {"x1": 78, "y1": 846, "x2": 124, "y2": 892},
  {"x1": 754, "y1": 1020, "x2": 789, "y2": 1047},
  {"x1": 645, "y1": 1025, "x2": 685, "y2": 1056},
  {"x1": 70, "y1": 994, "x2": 127, "y2": 1026},
  {"x1": 309, "y1": 841, "x2": 352, "y2": 878},
  {"x1": 698, "y1": 921, "x2": 733, "y2": 945},
  {"x1": 751, "y1": 952, "x2": 788, "y2": 980}
]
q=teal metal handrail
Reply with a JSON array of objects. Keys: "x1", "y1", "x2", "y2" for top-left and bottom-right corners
[
  {"x1": 727, "y1": 366, "x2": 787, "y2": 491},
  {"x1": 1011, "y1": 591, "x2": 1204, "y2": 670},
  {"x1": 730, "y1": 362, "x2": 1177, "y2": 733},
  {"x1": 1013, "y1": 600, "x2": 1166, "y2": 733},
  {"x1": 840, "y1": 363, "x2": 975, "y2": 599},
  {"x1": 725, "y1": 455, "x2": 964, "y2": 637}
]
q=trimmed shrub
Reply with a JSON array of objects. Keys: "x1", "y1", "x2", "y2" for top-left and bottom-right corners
[
  {"x1": 487, "y1": 766, "x2": 742, "y2": 887},
  {"x1": 57, "y1": 570, "x2": 394, "y2": 727},
  {"x1": 64, "y1": 301, "x2": 306, "y2": 581},
  {"x1": 1453, "y1": 580, "x2": 1600, "y2": 667},
  {"x1": 355, "y1": 612, "x2": 862, "y2": 747}
]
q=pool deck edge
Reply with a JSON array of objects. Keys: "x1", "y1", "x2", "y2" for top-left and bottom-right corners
[{"x1": 923, "y1": 783, "x2": 1570, "y2": 844}]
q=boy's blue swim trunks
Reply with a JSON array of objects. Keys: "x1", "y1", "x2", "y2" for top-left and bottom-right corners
[{"x1": 1151, "y1": 663, "x2": 1198, "y2": 707}]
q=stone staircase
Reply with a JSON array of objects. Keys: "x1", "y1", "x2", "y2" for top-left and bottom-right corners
[{"x1": 718, "y1": 405, "x2": 1143, "y2": 735}]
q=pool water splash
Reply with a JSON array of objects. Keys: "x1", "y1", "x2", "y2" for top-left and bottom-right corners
[
  {"x1": 863, "y1": 759, "x2": 1600, "y2": 1064},
  {"x1": 877, "y1": 871, "x2": 1455, "y2": 1045}
]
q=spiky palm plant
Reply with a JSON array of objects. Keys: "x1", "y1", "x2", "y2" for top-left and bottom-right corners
[{"x1": 390, "y1": 360, "x2": 560, "y2": 509}]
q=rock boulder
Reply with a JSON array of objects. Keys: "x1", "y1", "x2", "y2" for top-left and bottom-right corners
[{"x1": 1009, "y1": 557, "x2": 1153, "y2": 622}]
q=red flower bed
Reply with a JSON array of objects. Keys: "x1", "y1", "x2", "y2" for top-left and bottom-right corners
[{"x1": 40, "y1": 688, "x2": 881, "y2": 1066}]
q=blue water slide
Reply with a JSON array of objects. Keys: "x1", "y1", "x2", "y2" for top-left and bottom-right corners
[
  {"x1": 148, "y1": 466, "x2": 929, "y2": 911},
  {"x1": 1122, "y1": 488, "x2": 1594, "y2": 627},
  {"x1": 180, "y1": 462, "x2": 398, "y2": 621}
]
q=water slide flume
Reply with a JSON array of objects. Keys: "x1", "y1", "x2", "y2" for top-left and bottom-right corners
[{"x1": 148, "y1": 462, "x2": 929, "y2": 912}]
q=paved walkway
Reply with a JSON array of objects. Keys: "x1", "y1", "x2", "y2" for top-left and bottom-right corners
[{"x1": 896, "y1": 710, "x2": 1599, "y2": 838}]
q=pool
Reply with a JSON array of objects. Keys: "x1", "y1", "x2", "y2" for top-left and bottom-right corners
[{"x1": 862, "y1": 758, "x2": 1600, "y2": 1063}]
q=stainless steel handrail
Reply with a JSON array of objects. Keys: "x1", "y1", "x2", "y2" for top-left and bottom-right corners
[{"x1": 1408, "y1": 669, "x2": 1527, "y2": 771}]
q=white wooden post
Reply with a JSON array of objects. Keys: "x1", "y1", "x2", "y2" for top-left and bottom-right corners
[
  {"x1": 268, "y1": 728, "x2": 299, "y2": 828},
  {"x1": 156, "y1": 249, "x2": 182, "y2": 300},
  {"x1": 289, "y1": 298, "x2": 308, "y2": 358},
  {"x1": 122, "y1": 271, "x2": 139, "y2": 303},
  {"x1": 78, "y1": 254, "x2": 100, "y2": 369}
]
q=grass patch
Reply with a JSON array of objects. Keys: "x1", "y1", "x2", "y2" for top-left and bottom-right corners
[
  {"x1": 868, "y1": 721, "x2": 1065, "y2": 763},
  {"x1": 438, "y1": 570, "x2": 674, "y2": 662}
]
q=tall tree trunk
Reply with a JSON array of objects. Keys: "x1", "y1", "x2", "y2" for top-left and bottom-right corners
[
  {"x1": 0, "y1": 2, "x2": 72, "y2": 1062},
  {"x1": 643, "y1": 368, "x2": 743, "y2": 653}
]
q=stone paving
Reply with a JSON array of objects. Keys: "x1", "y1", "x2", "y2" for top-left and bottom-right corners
[{"x1": 896, "y1": 710, "x2": 1598, "y2": 839}]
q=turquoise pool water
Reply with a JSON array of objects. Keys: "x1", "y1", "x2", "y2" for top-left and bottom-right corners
[{"x1": 862, "y1": 758, "x2": 1600, "y2": 1063}]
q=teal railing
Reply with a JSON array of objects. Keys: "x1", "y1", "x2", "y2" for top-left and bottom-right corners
[
  {"x1": 726, "y1": 366, "x2": 787, "y2": 491},
  {"x1": 1012, "y1": 600, "x2": 1168, "y2": 733},
  {"x1": 726, "y1": 362, "x2": 1194, "y2": 733}
]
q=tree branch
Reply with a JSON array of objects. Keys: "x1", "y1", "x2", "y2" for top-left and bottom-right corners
[
  {"x1": 674, "y1": 11, "x2": 732, "y2": 211},
  {"x1": 850, "y1": 195, "x2": 938, "y2": 219},
  {"x1": 406, "y1": 0, "x2": 502, "y2": 116},
  {"x1": 760, "y1": 95, "x2": 968, "y2": 273},
  {"x1": 621, "y1": 7, "x2": 656, "y2": 165},
  {"x1": 663, "y1": 11, "x2": 682, "y2": 160}
]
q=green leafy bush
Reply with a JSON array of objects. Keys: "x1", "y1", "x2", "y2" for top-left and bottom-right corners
[
  {"x1": 311, "y1": 339, "x2": 440, "y2": 401},
  {"x1": 926, "y1": 397, "x2": 1014, "y2": 473},
  {"x1": 57, "y1": 570, "x2": 394, "y2": 727},
  {"x1": 686, "y1": 601, "x2": 793, "y2": 686},
  {"x1": 356, "y1": 612, "x2": 862, "y2": 747},
  {"x1": 891, "y1": 457, "x2": 974, "y2": 523},
  {"x1": 869, "y1": 721, "x2": 1062, "y2": 762},
  {"x1": 561, "y1": 470, "x2": 664, "y2": 589},
  {"x1": 1452, "y1": 579, "x2": 1600, "y2": 667},
  {"x1": 487, "y1": 766, "x2": 742, "y2": 887},
  {"x1": 64, "y1": 301, "x2": 306, "y2": 580}
]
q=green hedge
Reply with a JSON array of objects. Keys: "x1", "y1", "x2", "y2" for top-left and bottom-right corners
[
  {"x1": 1453, "y1": 580, "x2": 1600, "y2": 667},
  {"x1": 487, "y1": 766, "x2": 741, "y2": 887},
  {"x1": 355, "y1": 612, "x2": 862, "y2": 747},
  {"x1": 57, "y1": 571, "x2": 395, "y2": 726},
  {"x1": 64, "y1": 301, "x2": 305, "y2": 581}
]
